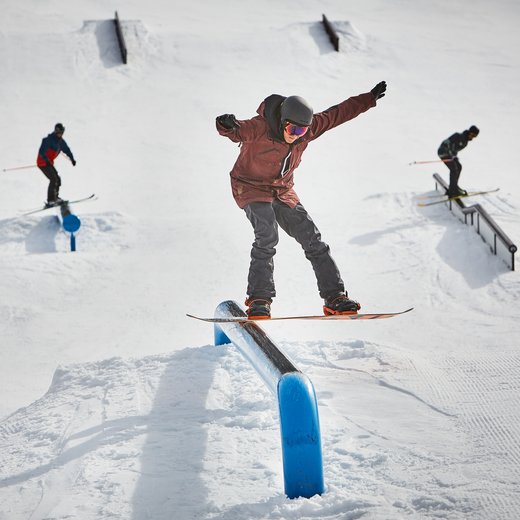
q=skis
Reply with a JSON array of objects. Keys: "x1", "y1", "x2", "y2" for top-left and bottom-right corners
[
  {"x1": 187, "y1": 307, "x2": 413, "y2": 323},
  {"x1": 22, "y1": 194, "x2": 96, "y2": 215},
  {"x1": 417, "y1": 188, "x2": 499, "y2": 207}
]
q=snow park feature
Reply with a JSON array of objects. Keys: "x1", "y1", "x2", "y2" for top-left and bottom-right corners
[
  {"x1": 321, "y1": 15, "x2": 340, "y2": 52},
  {"x1": 57, "y1": 201, "x2": 81, "y2": 252},
  {"x1": 213, "y1": 300, "x2": 324, "y2": 499},
  {"x1": 20, "y1": 194, "x2": 96, "y2": 251},
  {"x1": 430, "y1": 173, "x2": 517, "y2": 270},
  {"x1": 114, "y1": 11, "x2": 128, "y2": 65},
  {"x1": 2, "y1": 1, "x2": 520, "y2": 519}
]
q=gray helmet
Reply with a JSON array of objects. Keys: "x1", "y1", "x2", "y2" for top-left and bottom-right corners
[{"x1": 281, "y1": 96, "x2": 313, "y2": 126}]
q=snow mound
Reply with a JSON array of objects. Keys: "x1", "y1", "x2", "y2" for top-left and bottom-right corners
[
  {"x1": 0, "y1": 211, "x2": 132, "y2": 255},
  {"x1": 0, "y1": 340, "x2": 478, "y2": 519},
  {"x1": 333, "y1": 21, "x2": 368, "y2": 53}
]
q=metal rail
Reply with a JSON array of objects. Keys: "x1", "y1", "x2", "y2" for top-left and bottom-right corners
[
  {"x1": 213, "y1": 300, "x2": 324, "y2": 499},
  {"x1": 114, "y1": 11, "x2": 127, "y2": 64},
  {"x1": 57, "y1": 202, "x2": 81, "y2": 252},
  {"x1": 432, "y1": 173, "x2": 516, "y2": 270},
  {"x1": 322, "y1": 14, "x2": 339, "y2": 52}
]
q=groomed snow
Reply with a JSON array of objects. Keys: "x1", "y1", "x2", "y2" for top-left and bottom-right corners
[{"x1": 1, "y1": 1, "x2": 519, "y2": 518}]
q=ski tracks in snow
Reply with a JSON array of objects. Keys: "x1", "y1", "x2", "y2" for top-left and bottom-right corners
[
  {"x1": 1, "y1": 333, "x2": 519, "y2": 519},
  {"x1": 369, "y1": 349, "x2": 520, "y2": 520},
  {"x1": 436, "y1": 352, "x2": 520, "y2": 517},
  {"x1": 282, "y1": 339, "x2": 477, "y2": 519},
  {"x1": 0, "y1": 357, "x2": 153, "y2": 519}
]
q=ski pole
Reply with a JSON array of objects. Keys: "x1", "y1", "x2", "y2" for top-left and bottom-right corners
[
  {"x1": 408, "y1": 159, "x2": 453, "y2": 166},
  {"x1": 2, "y1": 164, "x2": 37, "y2": 172}
]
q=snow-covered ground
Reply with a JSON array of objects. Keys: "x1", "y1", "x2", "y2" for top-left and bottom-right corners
[{"x1": 1, "y1": 1, "x2": 520, "y2": 518}]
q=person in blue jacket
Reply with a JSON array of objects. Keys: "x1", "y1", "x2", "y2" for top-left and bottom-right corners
[{"x1": 36, "y1": 123, "x2": 76, "y2": 207}]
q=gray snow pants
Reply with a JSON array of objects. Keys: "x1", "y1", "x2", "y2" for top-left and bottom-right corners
[{"x1": 244, "y1": 200, "x2": 345, "y2": 300}]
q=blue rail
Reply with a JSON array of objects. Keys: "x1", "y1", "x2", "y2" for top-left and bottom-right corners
[
  {"x1": 57, "y1": 202, "x2": 81, "y2": 252},
  {"x1": 213, "y1": 300, "x2": 324, "y2": 499}
]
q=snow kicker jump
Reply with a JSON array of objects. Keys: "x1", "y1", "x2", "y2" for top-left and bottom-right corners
[{"x1": 212, "y1": 300, "x2": 324, "y2": 500}]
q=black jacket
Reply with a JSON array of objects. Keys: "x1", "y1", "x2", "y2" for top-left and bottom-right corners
[{"x1": 438, "y1": 131, "x2": 471, "y2": 158}]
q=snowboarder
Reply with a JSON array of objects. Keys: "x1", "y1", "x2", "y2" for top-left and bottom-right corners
[
  {"x1": 37, "y1": 123, "x2": 76, "y2": 207},
  {"x1": 216, "y1": 82, "x2": 387, "y2": 319},
  {"x1": 437, "y1": 125, "x2": 479, "y2": 198}
]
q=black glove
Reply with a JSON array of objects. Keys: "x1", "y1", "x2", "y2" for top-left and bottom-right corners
[
  {"x1": 217, "y1": 114, "x2": 239, "y2": 130},
  {"x1": 371, "y1": 81, "x2": 387, "y2": 100},
  {"x1": 72, "y1": 159, "x2": 76, "y2": 166}
]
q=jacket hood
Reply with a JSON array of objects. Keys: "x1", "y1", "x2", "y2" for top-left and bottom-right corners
[{"x1": 257, "y1": 94, "x2": 286, "y2": 142}]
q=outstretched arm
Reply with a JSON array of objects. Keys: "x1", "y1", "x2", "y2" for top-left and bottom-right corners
[
  {"x1": 216, "y1": 114, "x2": 264, "y2": 143},
  {"x1": 309, "y1": 81, "x2": 386, "y2": 140}
]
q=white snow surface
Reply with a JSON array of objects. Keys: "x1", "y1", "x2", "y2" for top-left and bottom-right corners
[{"x1": 1, "y1": 0, "x2": 520, "y2": 518}]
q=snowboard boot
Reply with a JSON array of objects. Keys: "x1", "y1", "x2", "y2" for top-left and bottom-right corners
[
  {"x1": 245, "y1": 297, "x2": 272, "y2": 320},
  {"x1": 323, "y1": 293, "x2": 361, "y2": 316}
]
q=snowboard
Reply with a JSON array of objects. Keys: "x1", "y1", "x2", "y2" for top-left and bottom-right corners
[
  {"x1": 417, "y1": 188, "x2": 499, "y2": 207},
  {"x1": 186, "y1": 307, "x2": 413, "y2": 323},
  {"x1": 22, "y1": 194, "x2": 97, "y2": 215}
]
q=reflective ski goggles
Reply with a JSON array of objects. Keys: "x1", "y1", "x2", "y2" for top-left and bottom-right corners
[{"x1": 284, "y1": 122, "x2": 310, "y2": 136}]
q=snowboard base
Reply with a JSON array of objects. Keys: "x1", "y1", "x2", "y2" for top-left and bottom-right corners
[{"x1": 187, "y1": 307, "x2": 414, "y2": 323}]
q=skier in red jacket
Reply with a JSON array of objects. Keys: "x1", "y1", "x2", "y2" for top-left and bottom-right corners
[
  {"x1": 37, "y1": 123, "x2": 76, "y2": 207},
  {"x1": 216, "y1": 82, "x2": 387, "y2": 318}
]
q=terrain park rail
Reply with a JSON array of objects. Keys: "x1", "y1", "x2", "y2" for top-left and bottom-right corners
[
  {"x1": 114, "y1": 11, "x2": 127, "y2": 64},
  {"x1": 57, "y1": 202, "x2": 81, "y2": 252},
  {"x1": 432, "y1": 173, "x2": 517, "y2": 270},
  {"x1": 213, "y1": 300, "x2": 324, "y2": 499},
  {"x1": 322, "y1": 14, "x2": 339, "y2": 52}
]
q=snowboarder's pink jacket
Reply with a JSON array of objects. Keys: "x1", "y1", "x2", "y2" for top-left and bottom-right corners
[{"x1": 216, "y1": 91, "x2": 376, "y2": 209}]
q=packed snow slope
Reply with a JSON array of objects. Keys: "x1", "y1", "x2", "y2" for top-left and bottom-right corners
[{"x1": 1, "y1": 0, "x2": 520, "y2": 518}]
